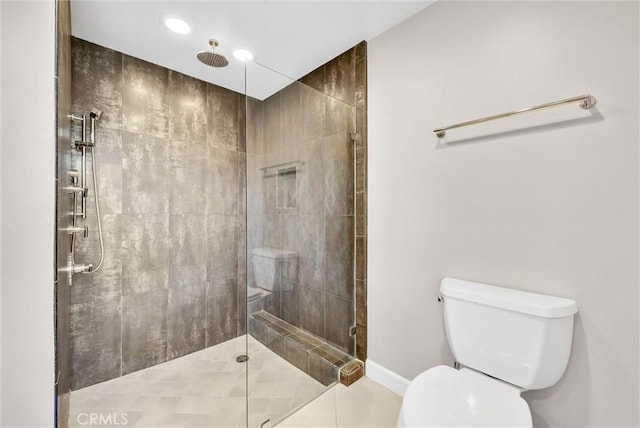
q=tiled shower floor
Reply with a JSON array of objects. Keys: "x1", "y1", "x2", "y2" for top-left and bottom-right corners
[{"x1": 69, "y1": 335, "x2": 327, "y2": 427}]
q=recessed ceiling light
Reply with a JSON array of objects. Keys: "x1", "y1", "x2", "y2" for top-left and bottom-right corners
[
  {"x1": 233, "y1": 49, "x2": 254, "y2": 62},
  {"x1": 164, "y1": 18, "x2": 191, "y2": 35}
]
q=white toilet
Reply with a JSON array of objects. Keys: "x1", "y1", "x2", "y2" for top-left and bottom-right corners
[
  {"x1": 249, "y1": 247, "x2": 298, "y2": 302},
  {"x1": 398, "y1": 277, "x2": 578, "y2": 427}
]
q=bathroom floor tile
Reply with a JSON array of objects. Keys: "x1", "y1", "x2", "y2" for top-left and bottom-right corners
[
  {"x1": 69, "y1": 335, "x2": 326, "y2": 428},
  {"x1": 276, "y1": 377, "x2": 402, "y2": 428}
]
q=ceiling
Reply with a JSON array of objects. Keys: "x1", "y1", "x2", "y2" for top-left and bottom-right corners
[{"x1": 71, "y1": 1, "x2": 434, "y2": 100}]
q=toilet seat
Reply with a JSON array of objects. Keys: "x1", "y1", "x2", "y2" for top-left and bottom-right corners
[{"x1": 399, "y1": 365, "x2": 532, "y2": 427}]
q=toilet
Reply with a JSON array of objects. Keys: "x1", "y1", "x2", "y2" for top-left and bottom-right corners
[
  {"x1": 398, "y1": 277, "x2": 578, "y2": 427},
  {"x1": 250, "y1": 247, "x2": 298, "y2": 298}
]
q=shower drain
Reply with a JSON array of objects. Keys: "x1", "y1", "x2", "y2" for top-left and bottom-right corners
[{"x1": 235, "y1": 354, "x2": 249, "y2": 363}]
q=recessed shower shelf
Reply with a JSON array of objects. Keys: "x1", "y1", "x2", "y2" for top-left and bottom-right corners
[{"x1": 260, "y1": 161, "x2": 305, "y2": 177}]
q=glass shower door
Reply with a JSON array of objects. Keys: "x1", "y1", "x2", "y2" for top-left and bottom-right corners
[{"x1": 244, "y1": 61, "x2": 357, "y2": 427}]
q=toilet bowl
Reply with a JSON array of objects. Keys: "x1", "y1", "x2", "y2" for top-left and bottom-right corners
[
  {"x1": 399, "y1": 366, "x2": 531, "y2": 427},
  {"x1": 398, "y1": 278, "x2": 578, "y2": 427}
]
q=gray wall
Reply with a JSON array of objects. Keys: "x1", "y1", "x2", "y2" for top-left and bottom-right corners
[
  {"x1": 368, "y1": 1, "x2": 639, "y2": 427},
  {"x1": 70, "y1": 38, "x2": 246, "y2": 390},
  {"x1": 1, "y1": 1, "x2": 56, "y2": 426}
]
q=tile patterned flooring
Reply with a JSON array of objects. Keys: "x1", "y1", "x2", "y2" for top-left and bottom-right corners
[
  {"x1": 69, "y1": 335, "x2": 327, "y2": 427},
  {"x1": 276, "y1": 377, "x2": 402, "y2": 428}
]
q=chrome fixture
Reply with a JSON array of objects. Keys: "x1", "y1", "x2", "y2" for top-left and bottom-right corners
[
  {"x1": 197, "y1": 39, "x2": 230, "y2": 68},
  {"x1": 433, "y1": 94, "x2": 597, "y2": 138},
  {"x1": 62, "y1": 110, "x2": 105, "y2": 278}
]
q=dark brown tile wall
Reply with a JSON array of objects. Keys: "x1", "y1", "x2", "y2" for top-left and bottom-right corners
[
  {"x1": 69, "y1": 38, "x2": 247, "y2": 390},
  {"x1": 247, "y1": 42, "x2": 367, "y2": 359}
]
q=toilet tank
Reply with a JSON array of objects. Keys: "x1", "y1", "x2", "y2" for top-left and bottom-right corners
[
  {"x1": 441, "y1": 278, "x2": 578, "y2": 390},
  {"x1": 252, "y1": 247, "x2": 298, "y2": 291}
]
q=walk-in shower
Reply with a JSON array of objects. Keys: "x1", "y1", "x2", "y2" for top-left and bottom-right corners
[{"x1": 57, "y1": 31, "x2": 366, "y2": 428}]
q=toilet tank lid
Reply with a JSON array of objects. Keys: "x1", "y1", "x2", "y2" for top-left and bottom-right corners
[
  {"x1": 251, "y1": 247, "x2": 298, "y2": 259},
  {"x1": 441, "y1": 278, "x2": 578, "y2": 318}
]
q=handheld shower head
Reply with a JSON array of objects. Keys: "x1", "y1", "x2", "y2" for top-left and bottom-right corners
[
  {"x1": 90, "y1": 108, "x2": 103, "y2": 120},
  {"x1": 197, "y1": 39, "x2": 229, "y2": 68}
]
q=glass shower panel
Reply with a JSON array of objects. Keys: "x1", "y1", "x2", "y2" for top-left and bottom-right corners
[{"x1": 245, "y1": 61, "x2": 356, "y2": 427}]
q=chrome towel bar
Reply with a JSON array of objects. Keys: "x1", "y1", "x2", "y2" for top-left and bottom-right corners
[{"x1": 433, "y1": 94, "x2": 597, "y2": 138}]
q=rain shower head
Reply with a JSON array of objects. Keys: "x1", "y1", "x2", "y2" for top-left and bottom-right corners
[{"x1": 197, "y1": 39, "x2": 229, "y2": 68}]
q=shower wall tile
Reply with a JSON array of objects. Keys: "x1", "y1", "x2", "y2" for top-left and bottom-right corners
[
  {"x1": 169, "y1": 214, "x2": 206, "y2": 286},
  {"x1": 355, "y1": 56, "x2": 366, "y2": 109},
  {"x1": 70, "y1": 295, "x2": 121, "y2": 389},
  {"x1": 298, "y1": 66, "x2": 325, "y2": 94},
  {"x1": 168, "y1": 282, "x2": 206, "y2": 359},
  {"x1": 355, "y1": 236, "x2": 366, "y2": 281},
  {"x1": 324, "y1": 133, "x2": 354, "y2": 215},
  {"x1": 280, "y1": 84, "x2": 301, "y2": 149},
  {"x1": 237, "y1": 275, "x2": 247, "y2": 336},
  {"x1": 122, "y1": 131, "x2": 168, "y2": 164},
  {"x1": 71, "y1": 38, "x2": 123, "y2": 131},
  {"x1": 246, "y1": 153, "x2": 265, "y2": 214},
  {"x1": 168, "y1": 71, "x2": 207, "y2": 142},
  {"x1": 355, "y1": 147, "x2": 367, "y2": 198},
  {"x1": 298, "y1": 140, "x2": 325, "y2": 215},
  {"x1": 122, "y1": 56, "x2": 169, "y2": 139},
  {"x1": 168, "y1": 138, "x2": 206, "y2": 169},
  {"x1": 71, "y1": 214, "x2": 122, "y2": 305},
  {"x1": 355, "y1": 280, "x2": 366, "y2": 326},
  {"x1": 122, "y1": 132, "x2": 169, "y2": 215},
  {"x1": 207, "y1": 214, "x2": 238, "y2": 280},
  {"x1": 170, "y1": 165, "x2": 206, "y2": 215},
  {"x1": 121, "y1": 214, "x2": 170, "y2": 295},
  {"x1": 92, "y1": 126, "x2": 123, "y2": 165},
  {"x1": 263, "y1": 92, "x2": 281, "y2": 153},
  {"x1": 324, "y1": 47, "x2": 356, "y2": 106},
  {"x1": 246, "y1": 97, "x2": 264, "y2": 155},
  {"x1": 325, "y1": 294, "x2": 354, "y2": 355},
  {"x1": 71, "y1": 38, "x2": 247, "y2": 386},
  {"x1": 206, "y1": 278, "x2": 238, "y2": 347},
  {"x1": 326, "y1": 99, "x2": 354, "y2": 137},
  {"x1": 263, "y1": 213, "x2": 282, "y2": 249},
  {"x1": 207, "y1": 84, "x2": 239, "y2": 150},
  {"x1": 238, "y1": 153, "x2": 247, "y2": 215},
  {"x1": 238, "y1": 216, "x2": 247, "y2": 278},
  {"x1": 298, "y1": 286, "x2": 325, "y2": 338},
  {"x1": 207, "y1": 147, "x2": 238, "y2": 215},
  {"x1": 84, "y1": 161, "x2": 122, "y2": 215},
  {"x1": 299, "y1": 215, "x2": 325, "y2": 290},
  {"x1": 247, "y1": 213, "x2": 264, "y2": 288},
  {"x1": 122, "y1": 289, "x2": 168, "y2": 375},
  {"x1": 238, "y1": 94, "x2": 247, "y2": 153},
  {"x1": 301, "y1": 86, "x2": 326, "y2": 143},
  {"x1": 325, "y1": 215, "x2": 354, "y2": 300},
  {"x1": 355, "y1": 191, "x2": 366, "y2": 237},
  {"x1": 280, "y1": 285, "x2": 299, "y2": 326},
  {"x1": 355, "y1": 322, "x2": 367, "y2": 362},
  {"x1": 262, "y1": 156, "x2": 278, "y2": 214},
  {"x1": 280, "y1": 214, "x2": 300, "y2": 252}
]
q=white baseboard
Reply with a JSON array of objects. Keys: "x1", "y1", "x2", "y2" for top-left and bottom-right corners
[{"x1": 365, "y1": 359, "x2": 412, "y2": 397}]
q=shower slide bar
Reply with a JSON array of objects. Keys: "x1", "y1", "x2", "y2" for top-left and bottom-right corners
[{"x1": 433, "y1": 94, "x2": 597, "y2": 138}]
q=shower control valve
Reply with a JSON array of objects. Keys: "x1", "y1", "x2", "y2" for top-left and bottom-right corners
[{"x1": 59, "y1": 225, "x2": 89, "y2": 237}]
